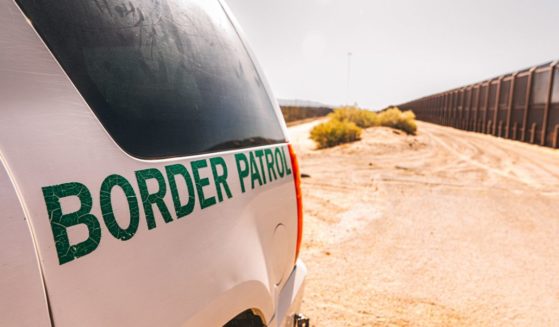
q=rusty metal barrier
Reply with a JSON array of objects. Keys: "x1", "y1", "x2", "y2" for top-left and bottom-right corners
[{"x1": 401, "y1": 60, "x2": 559, "y2": 148}]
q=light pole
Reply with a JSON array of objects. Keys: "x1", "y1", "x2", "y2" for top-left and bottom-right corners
[{"x1": 346, "y1": 52, "x2": 352, "y2": 106}]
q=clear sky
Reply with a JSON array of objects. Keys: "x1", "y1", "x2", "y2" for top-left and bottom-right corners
[{"x1": 225, "y1": 0, "x2": 559, "y2": 109}]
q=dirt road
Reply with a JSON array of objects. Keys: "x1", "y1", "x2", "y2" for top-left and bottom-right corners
[{"x1": 290, "y1": 120, "x2": 559, "y2": 326}]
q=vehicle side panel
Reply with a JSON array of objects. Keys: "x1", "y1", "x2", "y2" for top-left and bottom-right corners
[
  {"x1": 0, "y1": 1, "x2": 298, "y2": 326},
  {"x1": 0, "y1": 161, "x2": 51, "y2": 326}
]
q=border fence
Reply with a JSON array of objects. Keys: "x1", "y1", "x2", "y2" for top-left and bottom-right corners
[
  {"x1": 401, "y1": 60, "x2": 559, "y2": 148},
  {"x1": 279, "y1": 100, "x2": 333, "y2": 123}
]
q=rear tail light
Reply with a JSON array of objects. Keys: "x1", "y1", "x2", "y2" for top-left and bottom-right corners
[{"x1": 287, "y1": 144, "x2": 303, "y2": 264}]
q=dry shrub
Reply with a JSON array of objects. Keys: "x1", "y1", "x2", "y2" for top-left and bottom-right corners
[
  {"x1": 378, "y1": 107, "x2": 417, "y2": 135},
  {"x1": 310, "y1": 119, "x2": 362, "y2": 149},
  {"x1": 309, "y1": 106, "x2": 417, "y2": 149},
  {"x1": 328, "y1": 106, "x2": 378, "y2": 128}
]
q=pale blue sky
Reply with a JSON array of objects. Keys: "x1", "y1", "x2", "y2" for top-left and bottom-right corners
[{"x1": 225, "y1": 0, "x2": 559, "y2": 109}]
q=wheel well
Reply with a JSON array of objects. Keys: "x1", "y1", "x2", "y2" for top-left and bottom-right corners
[{"x1": 223, "y1": 309, "x2": 266, "y2": 327}]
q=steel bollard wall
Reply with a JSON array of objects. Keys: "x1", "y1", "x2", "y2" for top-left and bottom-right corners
[{"x1": 401, "y1": 60, "x2": 559, "y2": 148}]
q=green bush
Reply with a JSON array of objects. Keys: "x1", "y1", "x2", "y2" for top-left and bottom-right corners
[
  {"x1": 328, "y1": 106, "x2": 378, "y2": 128},
  {"x1": 310, "y1": 119, "x2": 362, "y2": 149},
  {"x1": 378, "y1": 107, "x2": 417, "y2": 135}
]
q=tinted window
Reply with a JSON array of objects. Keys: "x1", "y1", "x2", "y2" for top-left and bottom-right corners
[{"x1": 17, "y1": 0, "x2": 285, "y2": 158}]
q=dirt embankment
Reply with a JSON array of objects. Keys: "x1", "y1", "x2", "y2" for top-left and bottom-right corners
[{"x1": 291, "y1": 120, "x2": 559, "y2": 326}]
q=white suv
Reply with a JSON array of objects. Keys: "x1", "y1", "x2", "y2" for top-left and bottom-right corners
[{"x1": 0, "y1": 0, "x2": 306, "y2": 326}]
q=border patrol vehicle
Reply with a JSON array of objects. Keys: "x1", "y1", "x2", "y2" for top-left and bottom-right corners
[{"x1": 0, "y1": 0, "x2": 307, "y2": 325}]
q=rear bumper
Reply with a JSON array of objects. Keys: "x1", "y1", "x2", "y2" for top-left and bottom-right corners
[{"x1": 271, "y1": 260, "x2": 307, "y2": 327}]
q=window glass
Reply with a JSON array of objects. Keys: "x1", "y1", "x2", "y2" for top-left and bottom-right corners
[{"x1": 17, "y1": 0, "x2": 285, "y2": 158}]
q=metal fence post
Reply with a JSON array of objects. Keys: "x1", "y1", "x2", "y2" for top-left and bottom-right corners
[
  {"x1": 466, "y1": 87, "x2": 473, "y2": 130},
  {"x1": 541, "y1": 61, "x2": 558, "y2": 146},
  {"x1": 522, "y1": 68, "x2": 536, "y2": 142},
  {"x1": 505, "y1": 73, "x2": 517, "y2": 139},
  {"x1": 493, "y1": 77, "x2": 503, "y2": 135},
  {"x1": 450, "y1": 91, "x2": 455, "y2": 126},
  {"x1": 483, "y1": 82, "x2": 490, "y2": 134},
  {"x1": 475, "y1": 84, "x2": 481, "y2": 132}
]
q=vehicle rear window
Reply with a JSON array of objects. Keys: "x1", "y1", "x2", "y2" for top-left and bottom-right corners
[{"x1": 16, "y1": 0, "x2": 285, "y2": 159}]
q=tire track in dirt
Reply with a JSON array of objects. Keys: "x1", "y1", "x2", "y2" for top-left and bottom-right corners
[{"x1": 291, "y1": 120, "x2": 559, "y2": 326}]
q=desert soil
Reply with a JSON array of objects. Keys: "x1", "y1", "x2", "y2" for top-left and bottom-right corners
[{"x1": 289, "y1": 120, "x2": 559, "y2": 326}]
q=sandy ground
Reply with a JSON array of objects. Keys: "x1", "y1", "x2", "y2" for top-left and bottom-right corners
[{"x1": 289, "y1": 120, "x2": 559, "y2": 326}]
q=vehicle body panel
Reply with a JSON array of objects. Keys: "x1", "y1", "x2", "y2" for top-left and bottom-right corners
[
  {"x1": 0, "y1": 162, "x2": 52, "y2": 327},
  {"x1": 0, "y1": 0, "x2": 304, "y2": 325}
]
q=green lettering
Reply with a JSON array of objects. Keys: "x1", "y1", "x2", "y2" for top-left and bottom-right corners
[
  {"x1": 275, "y1": 148, "x2": 285, "y2": 177},
  {"x1": 100, "y1": 174, "x2": 140, "y2": 241},
  {"x1": 135, "y1": 168, "x2": 173, "y2": 230},
  {"x1": 281, "y1": 147, "x2": 292, "y2": 175},
  {"x1": 42, "y1": 182, "x2": 101, "y2": 265},
  {"x1": 210, "y1": 157, "x2": 232, "y2": 202},
  {"x1": 165, "y1": 164, "x2": 196, "y2": 218},
  {"x1": 264, "y1": 149, "x2": 277, "y2": 182},
  {"x1": 235, "y1": 153, "x2": 249, "y2": 193},
  {"x1": 250, "y1": 151, "x2": 263, "y2": 189},
  {"x1": 191, "y1": 159, "x2": 216, "y2": 209},
  {"x1": 254, "y1": 150, "x2": 267, "y2": 184}
]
